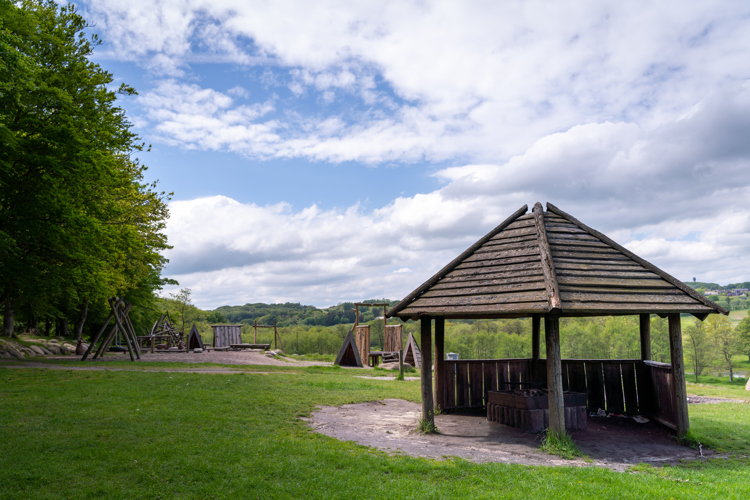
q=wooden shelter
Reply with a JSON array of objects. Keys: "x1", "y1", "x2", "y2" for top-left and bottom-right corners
[{"x1": 387, "y1": 202, "x2": 727, "y2": 436}]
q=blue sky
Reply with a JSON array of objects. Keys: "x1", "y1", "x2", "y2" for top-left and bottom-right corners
[{"x1": 77, "y1": 0, "x2": 750, "y2": 309}]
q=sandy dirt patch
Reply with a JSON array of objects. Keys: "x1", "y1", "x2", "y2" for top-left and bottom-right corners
[
  {"x1": 0, "y1": 349, "x2": 330, "y2": 372},
  {"x1": 306, "y1": 399, "x2": 712, "y2": 471}
]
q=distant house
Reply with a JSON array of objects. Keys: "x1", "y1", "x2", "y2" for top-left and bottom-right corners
[{"x1": 705, "y1": 290, "x2": 719, "y2": 296}]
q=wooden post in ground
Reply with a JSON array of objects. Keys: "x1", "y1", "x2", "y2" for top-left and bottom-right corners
[
  {"x1": 81, "y1": 311, "x2": 113, "y2": 361},
  {"x1": 420, "y1": 316, "x2": 434, "y2": 426},
  {"x1": 544, "y1": 315, "x2": 565, "y2": 435},
  {"x1": 254, "y1": 319, "x2": 258, "y2": 344},
  {"x1": 531, "y1": 315, "x2": 541, "y2": 383},
  {"x1": 398, "y1": 349, "x2": 404, "y2": 380},
  {"x1": 668, "y1": 313, "x2": 689, "y2": 436},
  {"x1": 434, "y1": 316, "x2": 445, "y2": 411},
  {"x1": 151, "y1": 336, "x2": 155, "y2": 353},
  {"x1": 640, "y1": 314, "x2": 651, "y2": 361}
]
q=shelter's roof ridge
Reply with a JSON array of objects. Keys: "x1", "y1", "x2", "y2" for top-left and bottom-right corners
[{"x1": 386, "y1": 202, "x2": 727, "y2": 320}]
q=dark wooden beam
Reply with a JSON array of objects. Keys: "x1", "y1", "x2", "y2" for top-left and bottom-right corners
[
  {"x1": 668, "y1": 313, "x2": 690, "y2": 436},
  {"x1": 533, "y1": 203, "x2": 562, "y2": 314},
  {"x1": 387, "y1": 205, "x2": 529, "y2": 318},
  {"x1": 434, "y1": 317, "x2": 445, "y2": 411},
  {"x1": 420, "y1": 316, "x2": 434, "y2": 427},
  {"x1": 531, "y1": 315, "x2": 541, "y2": 383},
  {"x1": 544, "y1": 315, "x2": 566, "y2": 435},
  {"x1": 639, "y1": 314, "x2": 651, "y2": 361}
]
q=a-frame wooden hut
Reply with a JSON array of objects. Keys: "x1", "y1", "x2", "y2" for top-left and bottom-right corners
[
  {"x1": 387, "y1": 202, "x2": 727, "y2": 437},
  {"x1": 402, "y1": 332, "x2": 422, "y2": 369},
  {"x1": 334, "y1": 330, "x2": 363, "y2": 367}
]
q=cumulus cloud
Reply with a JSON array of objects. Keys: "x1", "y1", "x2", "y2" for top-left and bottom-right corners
[
  {"x1": 163, "y1": 88, "x2": 750, "y2": 307},
  {"x1": 85, "y1": 0, "x2": 750, "y2": 163}
]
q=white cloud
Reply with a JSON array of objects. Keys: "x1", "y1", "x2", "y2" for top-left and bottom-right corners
[
  {"x1": 163, "y1": 89, "x2": 750, "y2": 307},
  {"x1": 85, "y1": 0, "x2": 750, "y2": 164}
]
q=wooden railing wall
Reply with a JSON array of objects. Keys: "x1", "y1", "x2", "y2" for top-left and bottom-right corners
[{"x1": 442, "y1": 358, "x2": 677, "y2": 429}]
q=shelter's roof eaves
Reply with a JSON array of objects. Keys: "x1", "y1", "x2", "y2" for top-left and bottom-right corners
[{"x1": 387, "y1": 202, "x2": 727, "y2": 320}]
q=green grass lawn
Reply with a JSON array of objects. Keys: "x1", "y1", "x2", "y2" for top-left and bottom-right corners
[{"x1": 1, "y1": 362, "x2": 749, "y2": 499}]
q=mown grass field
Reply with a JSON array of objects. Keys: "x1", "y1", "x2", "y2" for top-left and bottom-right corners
[{"x1": 1, "y1": 362, "x2": 749, "y2": 499}]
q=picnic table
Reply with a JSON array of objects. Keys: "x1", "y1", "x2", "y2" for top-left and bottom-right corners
[{"x1": 368, "y1": 351, "x2": 400, "y2": 367}]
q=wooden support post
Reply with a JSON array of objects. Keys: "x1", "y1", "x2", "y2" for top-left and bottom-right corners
[
  {"x1": 544, "y1": 315, "x2": 565, "y2": 435},
  {"x1": 420, "y1": 316, "x2": 434, "y2": 427},
  {"x1": 383, "y1": 305, "x2": 387, "y2": 350},
  {"x1": 531, "y1": 315, "x2": 541, "y2": 383},
  {"x1": 254, "y1": 319, "x2": 257, "y2": 344},
  {"x1": 434, "y1": 316, "x2": 445, "y2": 411},
  {"x1": 640, "y1": 314, "x2": 651, "y2": 361},
  {"x1": 110, "y1": 299, "x2": 136, "y2": 362},
  {"x1": 81, "y1": 311, "x2": 113, "y2": 361},
  {"x1": 398, "y1": 349, "x2": 404, "y2": 380},
  {"x1": 94, "y1": 324, "x2": 118, "y2": 359},
  {"x1": 668, "y1": 313, "x2": 690, "y2": 436},
  {"x1": 151, "y1": 336, "x2": 155, "y2": 353}
]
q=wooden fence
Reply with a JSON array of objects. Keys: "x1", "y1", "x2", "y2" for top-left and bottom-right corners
[{"x1": 442, "y1": 358, "x2": 677, "y2": 429}]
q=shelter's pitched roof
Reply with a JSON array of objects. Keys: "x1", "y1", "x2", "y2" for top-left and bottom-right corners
[{"x1": 387, "y1": 202, "x2": 727, "y2": 319}]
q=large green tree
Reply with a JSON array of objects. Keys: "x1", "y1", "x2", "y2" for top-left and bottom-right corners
[
  {"x1": 705, "y1": 315, "x2": 742, "y2": 382},
  {"x1": 737, "y1": 315, "x2": 750, "y2": 362},
  {"x1": 0, "y1": 1, "x2": 172, "y2": 338}
]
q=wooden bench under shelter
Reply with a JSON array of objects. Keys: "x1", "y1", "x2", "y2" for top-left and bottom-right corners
[{"x1": 386, "y1": 202, "x2": 728, "y2": 437}]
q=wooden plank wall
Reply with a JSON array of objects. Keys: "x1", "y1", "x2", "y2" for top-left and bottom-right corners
[
  {"x1": 442, "y1": 358, "x2": 677, "y2": 429},
  {"x1": 442, "y1": 359, "x2": 531, "y2": 410},
  {"x1": 212, "y1": 325, "x2": 242, "y2": 347},
  {"x1": 641, "y1": 361, "x2": 677, "y2": 430},
  {"x1": 384, "y1": 325, "x2": 402, "y2": 352}
]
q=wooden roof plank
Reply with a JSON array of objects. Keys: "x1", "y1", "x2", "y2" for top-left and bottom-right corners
[
  {"x1": 399, "y1": 302, "x2": 550, "y2": 316},
  {"x1": 411, "y1": 290, "x2": 547, "y2": 307},
  {"x1": 435, "y1": 275, "x2": 546, "y2": 288},
  {"x1": 558, "y1": 276, "x2": 673, "y2": 288},
  {"x1": 444, "y1": 262, "x2": 542, "y2": 277},
  {"x1": 489, "y1": 226, "x2": 537, "y2": 240},
  {"x1": 464, "y1": 247, "x2": 540, "y2": 261},
  {"x1": 551, "y1": 250, "x2": 632, "y2": 261},
  {"x1": 547, "y1": 202, "x2": 727, "y2": 315},
  {"x1": 561, "y1": 302, "x2": 714, "y2": 313},
  {"x1": 423, "y1": 282, "x2": 546, "y2": 298},
  {"x1": 454, "y1": 255, "x2": 542, "y2": 270},
  {"x1": 560, "y1": 292, "x2": 703, "y2": 304}
]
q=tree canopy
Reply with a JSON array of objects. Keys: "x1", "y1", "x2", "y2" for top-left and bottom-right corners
[{"x1": 0, "y1": 1, "x2": 172, "y2": 337}]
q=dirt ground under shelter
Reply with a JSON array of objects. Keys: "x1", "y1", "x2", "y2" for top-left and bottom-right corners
[{"x1": 306, "y1": 398, "x2": 720, "y2": 471}]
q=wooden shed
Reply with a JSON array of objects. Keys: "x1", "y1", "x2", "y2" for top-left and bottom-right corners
[
  {"x1": 387, "y1": 202, "x2": 727, "y2": 437},
  {"x1": 211, "y1": 324, "x2": 243, "y2": 348}
]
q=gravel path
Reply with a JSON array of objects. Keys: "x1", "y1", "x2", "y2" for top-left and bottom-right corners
[{"x1": 0, "y1": 349, "x2": 332, "y2": 371}]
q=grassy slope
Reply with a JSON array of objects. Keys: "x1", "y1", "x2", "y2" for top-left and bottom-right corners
[{"x1": 0, "y1": 364, "x2": 748, "y2": 499}]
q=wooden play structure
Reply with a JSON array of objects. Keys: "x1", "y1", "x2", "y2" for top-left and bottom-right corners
[
  {"x1": 401, "y1": 332, "x2": 421, "y2": 368},
  {"x1": 335, "y1": 302, "x2": 404, "y2": 367},
  {"x1": 211, "y1": 324, "x2": 242, "y2": 348},
  {"x1": 81, "y1": 298, "x2": 141, "y2": 361},
  {"x1": 387, "y1": 202, "x2": 728, "y2": 437},
  {"x1": 220, "y1": 320, "x2": 285, "y2": 352},
  {"x1": 139, "y1": 311, "x2": 184, "y2": 352}
]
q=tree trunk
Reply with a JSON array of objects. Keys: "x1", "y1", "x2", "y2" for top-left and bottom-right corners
[
  {"x1": 57, "y1": 317, "x2": 70, "y2": 338},
  {"x1": 3, "y1": 299, "x2": 15, "y2": 338},
  {"x1": 44, "y1": 318, "x2": 51, "y2": 337},
  {"x1": 74, "y1": 300, "x2": 89, "y2": 341}
]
